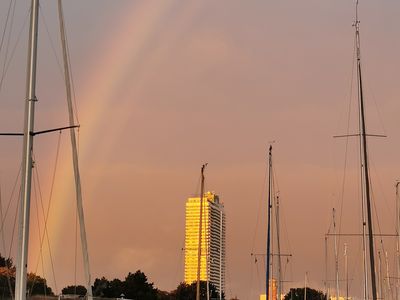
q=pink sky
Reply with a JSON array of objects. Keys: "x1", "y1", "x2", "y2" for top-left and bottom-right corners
[{"x1": 0, "y1": 1, "x2": 400, "y2": 299}]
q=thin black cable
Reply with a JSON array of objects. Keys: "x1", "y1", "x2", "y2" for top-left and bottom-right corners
[
  {"x1": 0, "y1": 8, "x2": 30, "y2": 92},
  {"x1": 338, "y1": 31, "x2": 358, "y2": 249},
  {"x1": 0, "y1": 0, "x2": 14, "y2": 59},
  {"x1": 250, "y1": 163, "x2": 267, "y2": 253},
  {"x1": 0, "y1": 0, "x2": 16, "y2": 94},
  {"x1": 31, "y1": 169, "x2": 47, "y2": 297},
  {"x1": 0, "y1": 164, "x2": 21, "y2": 238},
  {"x1": 39, "y1": 6, "x2": 63, "y2": 76},
  {"x1": 7, "y1": 183, "x2": 22, "y2": 300},
  {"x1": 31, "y1": 132, "x2": 62, "y2": 295},
  {"x1": 0, "y1": 183, "x2": 14, "y2": 299}
]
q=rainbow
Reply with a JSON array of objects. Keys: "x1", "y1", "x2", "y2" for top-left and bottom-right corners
[{"x1": 27, "y1": 0, "x2": 197, "y2": 290}]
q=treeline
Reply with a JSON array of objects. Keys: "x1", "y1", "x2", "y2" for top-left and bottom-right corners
[
  {"x1": 0, "y1": 254, "x2": 223, "y2": 299},
  {"x1": 0, "y1": 255, "x2": 53, "y2": 297},
  {"x1": 1, "y1": 254, "x2": 326, "y2": 300},
  {"x1": 64, "y1": 273, "x2": 222, "y2": 300}
]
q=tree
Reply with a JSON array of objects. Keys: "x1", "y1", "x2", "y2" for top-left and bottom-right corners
[
  {"x1": 0, "y1": 253, "x2": 53, "y2": 297},
  {"x1": 92, "y1": 276, "x2": 124, "y2": 298},
  {"x1": 170, "y1": 281, "x2": 221, "y2": 300},
  {"x1": 156, "y1": 289, "x2": 172, "y2": 300},
  {"x1": 92, "y1": 270, "x2": 158, "y2": 299},
  {"x1": 27, "y1": 273, "x2": 54, "y2": 296},
  {"x1": 284, "y1": 287, "x2": 326, "y2": 300},
  {"x1": 124, "y1": 270, "x2": 157, "y2": 300},
  {"x1": 0, "y1": 254, "x2": 14, "y2": 298},
  {"x1": 62, "y1": 285, "x2": 87, "y2": 296}
]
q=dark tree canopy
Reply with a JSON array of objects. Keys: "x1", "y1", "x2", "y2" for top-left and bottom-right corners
[
  {"x1": 90, "y1": 275, "x2": 223, "y2": 300},
  {"x1": 92, "y1": 270, "x2": 158, "y2": 299},
  {"x1": 0, "y1": 253, "x2": 53, "y2": 297},
  {"x1": 27, "y1": 273, "x2": 54, "y2": 296},
  {"x1": 62, "y1": 285, "x2": 87, "y2": 296},
  {"x1": 284, "y1": 287, "x2": 326, "y2": 300},
  {"x1": 170, "y1": 281, "x2": 221, "y2": 300}
]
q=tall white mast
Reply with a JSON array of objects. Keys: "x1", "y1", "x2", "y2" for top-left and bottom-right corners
[
  {"x1": 304, "y1": 272, "x2": 307, "y2": 300},
  {"x1": 344, "y1": 243, "x2": 349, "y2": 300},
  {"x1": 266, "y1": 145, "x2": 273, "y2": 300},
  {"x1": 57, "y1": 1, "x2": 93, "y2": 297},
  {"x1": 354, "y1": 1, "x2": 378, "y2": 299},
  {"x1": 378, "y1": 251, "x2": 383, "y2": 299},
  {"x1": 276, "y1": 194, "x2": 282, "y2": 300},
  {"x1": 396, "y1": 181, "x2": 400, "y2": 300},
  {"x1": 15, "y1": 1, "x2": 39, "y2": 299},
  {"x1": 385, "y1": 251, "x2": 391, "y2": 298},
  {"x1": 219, "y1": 210, "x2": 223, "y2": 300},
  {"x1": 333, "y1": 208, "x2": 340, "y2": 300}
]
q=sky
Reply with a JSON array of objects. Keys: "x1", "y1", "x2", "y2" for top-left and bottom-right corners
[{"x1": 0, "y1": 1, "x2": 400, "y2": 299}]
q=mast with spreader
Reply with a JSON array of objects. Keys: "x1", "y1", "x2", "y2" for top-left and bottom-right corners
[
  {"x1": 15, "y1": 1, "x2": 39, "y2": 298},
  {"x1": 266, "y1": 145, "x2": 272, "y2": 300},
  {"x1": 9, "y1": 1, "x2": 92, "y2": 299},
  {"x1": 354, "y1": 1, "x2": 378, "y2": 299}
]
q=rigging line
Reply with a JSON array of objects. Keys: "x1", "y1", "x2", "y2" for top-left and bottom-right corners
[
  {"x1": 279, "y1": 196, "x2": 293, "y2": 265},
  {"x1": 0, "y1": 182, "x2": 8, "y2": 253},
  {"x1": 226, "y1": 258, "x2": 234, "y2": 299},
  {"x1": 280, "y1": 199, "x2": 292, "y2": 256},
  {"x1": 347, "y1": 241, "x2": 359, "y2": 295},
  {"x1": 271, "y1": 156, "x2": 280, "y2": 193},
  {"x1": 0, "y1": 0, "x2": 16, "y2": 93},
  {"x1": 0, "y1": 8, "x2": 30, "y2": 93},
  {"x1": 369, "y1": 175, "x2": 387, "y2": 260},
  {"x1": 64, "y1": 22, "x2": 80, "y2": 124},
  {"x1": 337, "y1": 31, "x2": 358, "y2": 249},
  {"x1": 0, "y1": 164, "x2": 21, "y2": 236},
  {"x1": 193, "y1": 172, "x2": 201, "y2": 198},
  {"x1": 6, "y1": 184, "x2": 21, "y2": 300},
  {"x1": 74, "y1": 196, "x2": 78, "y2": 291},
  {"x1": 77, "y1": 127, "x2": 80, "y2": 157},
  {"x1": 0, "y1": 0, "x2": 14, "y2": 59},
  {"x1": 31, "y1": 170, "x2": 46, "y2": 297},
  {"x1": 31, "y1": 165, "x2": 49, "y2": 296},
  {"x1": 251, "y1": 162, "x2": 267, "y2": 253},
  {"x1": 255, "y1": 255, "x2": 262, "y2": 293},
  {"x1": 360, "y1": 61, "x2": 387, "y2": 137},
  {"x1": 248, "y1": 255, "x2": 255, "y2": 300},
  {"x1": 38, "y1": 6, "x2": 63, "y2": 76},
  {"x1": 171, "y1": 245, "x2": 184, "y2": 290},
  {"x1": 32, "y1": 133, "x2": 62, "y2": 295},
  {"x1": 369, "y1": 156, "x2": 394, "y2": 230},
  {"x1": 58, "y1": 0, "x2": 80, "y2": 128},
  {"x1": 0, "y1": 183, "x2": 14, "y2": 300}
]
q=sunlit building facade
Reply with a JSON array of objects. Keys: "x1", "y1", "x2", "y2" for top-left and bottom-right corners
[{"x1": 184, "y1": 191, "x2": 226, "y2": 296}]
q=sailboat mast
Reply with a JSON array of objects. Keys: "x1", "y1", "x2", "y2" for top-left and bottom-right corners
[
  {"x1": 354, "y1": 2, "x2": 378, "y2": 300},
  {"x1": 266, "y1": 145, "x2": 272, "y2": 300},
  {"x1": 396, "y1": 181, "x2": 400, "y2": 300},
  {"x1": 304, "y1": 272, "x2": 307, "y2": 300},
  {"x1": 378, "y1": 252, "x2": 383, "y2": 299},
  {"x1": 344, "y1": 243, "x2": 349, "y2": 300},
  {"x1": 276, "y1": 194, "x2": 282, "y2": 300},
  {"x1": 57, "y1": 1, "x2": 93, "y2": 297},
  {"x1": 333, "y1": 208, "x2": 340, "y2": 300},
  {"x1": 385, "y1": 251, "x2": 391, "y2": 298},
  {"x1": 15, "y1": 1, "x2": 39, "y2": 299},
  {"x1": 325, "y1": 236, "x2": 329, "y2": 299},
  {"x1": 196, "y1": 163, "x2": 207, "y2": 300}
]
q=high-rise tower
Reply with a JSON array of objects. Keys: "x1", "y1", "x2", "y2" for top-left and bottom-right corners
[{"x1": 184, "y1": 191, "x2": 226, "y2": 297}]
